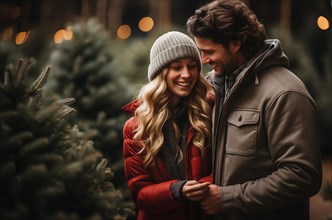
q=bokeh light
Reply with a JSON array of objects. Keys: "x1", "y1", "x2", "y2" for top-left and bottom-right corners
[
  {"x1": 54, "y1": 28, "x2": 73, "y2": 44},
  {"x1": 317, "y1": 16, "x2": 329, "y2": 30},
  {"x1": 54, "y1": 30, "x2": 65, "y2": 44},
  {"x1": 138, "y1": 17, "x2": 154, "y2": 32},
  {"x1": 64, "y1": 27, "x2": 73, "y2": 40},
  {"x1": 2, "y1": 27, "x2": 13, "y2": 41},
  {"x1": 15, "y1": 31, "x2": 30, "y2": 45},
  {"x1": 117, "y1": 25, "x2": 131, "y2": 40},
  {"x1": 9, "y1": 6, "x2": 21, "y2": 20}
]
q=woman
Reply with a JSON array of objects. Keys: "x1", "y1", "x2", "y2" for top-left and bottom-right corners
[{"x1": 122, "y1": 31, "x2": 213, "y2": 220}]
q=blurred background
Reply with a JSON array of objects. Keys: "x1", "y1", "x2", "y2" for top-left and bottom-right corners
[{"x1": 0, "y1": 0, "x2": 331, "y2": 219}]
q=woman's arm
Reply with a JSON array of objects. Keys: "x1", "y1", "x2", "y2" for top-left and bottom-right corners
[{"x1": 123, "y1": 118, "x2": 184, "y2": 214}]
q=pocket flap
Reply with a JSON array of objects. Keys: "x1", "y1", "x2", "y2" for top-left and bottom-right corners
[{"x1": 228, "y1": 110, "x2": 259, "y2": 127}]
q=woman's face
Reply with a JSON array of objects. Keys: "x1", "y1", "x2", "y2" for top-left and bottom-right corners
[{"x1": 166, "y1": 58, "x2": 199, "y2": 107}]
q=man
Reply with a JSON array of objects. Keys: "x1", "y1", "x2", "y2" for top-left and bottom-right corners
[{"x1": 186, "y1": 0, "x2": 322, "y2": 219}]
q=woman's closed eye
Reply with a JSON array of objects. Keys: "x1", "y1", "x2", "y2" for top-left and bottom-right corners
[
  {"x1": 188, "y1": 63, "x2": 197, "y2": 69},
  {"x1": 170, "y1": 65, "x2": 182, "y2": 71}
]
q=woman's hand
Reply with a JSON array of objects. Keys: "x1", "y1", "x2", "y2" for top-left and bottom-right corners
[{"x1": 182, "y1": 180, "x2": 210, "y2": 201}]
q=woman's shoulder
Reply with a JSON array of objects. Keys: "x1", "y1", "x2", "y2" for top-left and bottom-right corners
[
  {"x1": 123, "y1": 117, "x2": 145, "y2": 157},
  {"x1": 123, "y1": 117, "x2": 138, "y2": 137}
]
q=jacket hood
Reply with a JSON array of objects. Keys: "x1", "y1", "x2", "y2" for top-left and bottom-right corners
[
  {"x1": 249, "y1": 39, "x2": 289, "y2": 74},
  {"x1": 208, "y1": 39, "x2": 289, "y2": 84}
]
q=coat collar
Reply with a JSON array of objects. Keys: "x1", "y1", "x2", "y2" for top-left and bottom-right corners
[{"x1": 121, "y1": 99, "x2": 140, "y2": 115}]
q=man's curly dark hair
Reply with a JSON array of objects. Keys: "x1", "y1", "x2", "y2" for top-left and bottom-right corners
[{"x1": 187, "y1": 0, "x2": 266, "y2": 58}]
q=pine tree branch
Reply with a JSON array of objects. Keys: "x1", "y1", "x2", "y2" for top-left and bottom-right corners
[{"x1": 30, "y1": 66, "x2": 51, "y2": 94}]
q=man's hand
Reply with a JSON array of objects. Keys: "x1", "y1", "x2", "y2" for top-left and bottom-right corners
[
  {"x1": 182, "y1": 180, "x2": 210, "y2": 201},
  {"x1": 200, "y1": 184, "x2": 222, "y2": 215}
]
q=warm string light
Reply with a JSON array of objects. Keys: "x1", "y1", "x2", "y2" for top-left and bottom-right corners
[
  {"x1": 9, "y1": 6, "x2": 21, "y2": 20},
  {"x1": 117, "y1": 24, "x2": 131, "y2": 40},
  {"x1": 2, "y1": 27, "x2": 13, "y2": 41},
  {"x1": 116, "y1": 16, "x2": 154, "y2": 40},
  {"x1": 15, "y1": 31, "x2": 30, "y2": 45},
  {"x1": 53, "y1": 27, "x2": 73, "y2": 44},
  {"x1": 317, "y1": 16, "x2": 330, "y2": 30},
  {"x1": 52, "y1": 17, "x2": 154, "y2": 42},
  {"x1": 138, "y1": 17, "x2": 154, "y2": 32},
  {"x1": 6, "y1": 14, "x2": 326, "y2": 43}
]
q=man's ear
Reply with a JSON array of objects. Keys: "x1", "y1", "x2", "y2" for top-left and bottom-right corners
[{"x1": 229, "y1": 40, "x2": 241, "y2": 52}]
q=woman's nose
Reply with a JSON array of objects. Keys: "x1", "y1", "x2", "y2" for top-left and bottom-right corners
[{"x1": 181, "y1": 68, "x2": 191, "y2": 78}]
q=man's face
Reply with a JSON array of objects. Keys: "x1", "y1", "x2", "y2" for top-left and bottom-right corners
[{"x1": 194, "y1": 36, "x2": 239, "y2": 77}]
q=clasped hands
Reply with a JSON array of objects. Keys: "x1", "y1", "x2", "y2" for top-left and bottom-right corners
[{"x1": 181, "y1": 180, "x2": 222, "y2": 215}]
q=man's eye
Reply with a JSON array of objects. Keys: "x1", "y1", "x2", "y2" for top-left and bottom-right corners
[{"x1": 203, "y1": 50, "x2": 213, "y2": 55}]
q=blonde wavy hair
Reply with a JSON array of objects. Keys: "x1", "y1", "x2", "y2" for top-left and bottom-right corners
[{"x1": 133, "y1": 69, "x2": 213, "y2": 167}]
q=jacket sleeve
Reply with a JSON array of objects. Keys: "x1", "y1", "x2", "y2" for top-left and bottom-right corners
[
  {"x1": 199, "y1": 174, "x2": 212, "y2": 183},
  {"x1": 123, "y1": 118, "x2": 184, "y2": 214},
  {"x1": 221, "y1": 92, "x2": 322, "y2": 214}
]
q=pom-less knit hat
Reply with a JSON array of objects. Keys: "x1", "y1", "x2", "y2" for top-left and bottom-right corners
[{"x1": 148, "y1": 31, "x2": 202, "y2": 81}]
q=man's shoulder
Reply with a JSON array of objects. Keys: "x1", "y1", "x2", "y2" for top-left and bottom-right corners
[{"x1": 259, "y1": 66, "x2": 310, "y2": 95}]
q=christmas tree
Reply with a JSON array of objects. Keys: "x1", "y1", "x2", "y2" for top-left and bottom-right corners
[
  {"x1": 321, "y1": 180, "x2": 332, "y2": 201},
  {"x1": 321, "y1": 180, "x2": 332, "y2": 220},
  {"x1": 0, "y1": 41, "x2": 24, "y2": 82},
  {"x1": 112, "y1": 38, "x2": 152, "y2": 92},
  {"x1": 0, "y1": 59, "x2": 133, "y2": 220},
  {"x1": 112, "y1": 29, "x2": 173, "y2": 94},
  {"x1": 0, "y1": 30, "x2": 48, "y2": 84},
  {"x1": 45, "y1": 18, "x2": 134, "y2": 191}
]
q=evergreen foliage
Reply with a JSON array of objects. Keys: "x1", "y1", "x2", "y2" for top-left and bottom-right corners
[
  {"x1": 112, "y1": 38, "x2": 152, "y2": 93},
  {"x1": 321, "y1": 180, "x2": 332, "y2": 220},
  {"x1": 0, "y1": 41, "x2": 24, "y2": 82},
  {"x1": 0, "y1": 59, "x2": 131, "y2": 220},
  {"x1": 112, "y1": 27, "x2": 188, "y2": 94},
  {"x1": 0, "y1": 32, "x2": 48, "y2": 84},
  {"x1": 321, "y1": 180, "x2": 332, "y2": 201},
  {"x1": 45, "y1": 18, "x2": 134, "y2": 189}
]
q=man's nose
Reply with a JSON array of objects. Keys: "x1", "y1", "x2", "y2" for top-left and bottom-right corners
[{"x1": 201, "y1": 53, "x2": 210, "y2": 64}]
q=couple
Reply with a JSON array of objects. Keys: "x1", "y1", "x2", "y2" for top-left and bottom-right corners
[{"x1": 122, "y1": 1, "x2": 322, "y2": 220}]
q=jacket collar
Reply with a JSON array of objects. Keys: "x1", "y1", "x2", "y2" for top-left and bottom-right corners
[{"x1": 121, "y1": 99, "x2": 140, "y2": 115}]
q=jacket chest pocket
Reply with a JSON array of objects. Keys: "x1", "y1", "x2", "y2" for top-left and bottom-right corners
[{"x1": 226, "y1": 110, "x2": 260, "y2": 156}]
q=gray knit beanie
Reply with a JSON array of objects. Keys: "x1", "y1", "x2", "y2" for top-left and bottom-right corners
[{"x1": 148, "y1": 31, "x2": 202, "y2": 81}]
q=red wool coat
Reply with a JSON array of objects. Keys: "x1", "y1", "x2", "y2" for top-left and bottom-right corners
[{"x1": 122, "y1": 100, "x2": 212, "y2": 220}]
